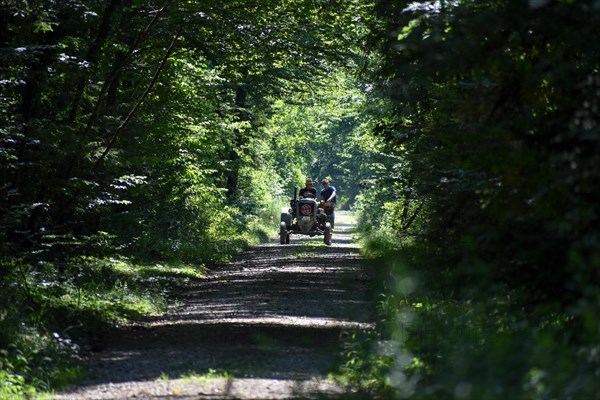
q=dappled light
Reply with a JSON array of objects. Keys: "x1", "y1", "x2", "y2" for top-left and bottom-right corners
[{"x1": 1, "y1": 0, "x2": 599, "y2": 398}]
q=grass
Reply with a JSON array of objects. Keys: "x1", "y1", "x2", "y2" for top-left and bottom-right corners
[
  {"x1": 179, "y1": 368, "x2": 234, "y2": 382},
  {"x1": 0, "y1": 255, "x2": 207, "y2": 398}
]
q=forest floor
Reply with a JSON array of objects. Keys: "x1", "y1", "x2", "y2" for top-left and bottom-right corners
[{"x1": 53, "y1": 211, "x2": 376, "y2": 399}]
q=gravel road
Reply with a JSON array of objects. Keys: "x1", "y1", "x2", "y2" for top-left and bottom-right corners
[{"x1": 54, "y1": 212, "x2": 375, "y2": 399}]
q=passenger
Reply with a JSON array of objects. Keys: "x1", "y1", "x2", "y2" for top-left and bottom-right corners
[{"x1": 320, "y1": 179, "x2": 336, "y2": 228}]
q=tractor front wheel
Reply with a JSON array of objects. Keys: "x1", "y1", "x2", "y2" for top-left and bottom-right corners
[{"x1": 280, "y1": 222, "x2": 288, "y2": 245}]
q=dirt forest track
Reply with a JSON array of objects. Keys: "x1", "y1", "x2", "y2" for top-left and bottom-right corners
[{"x1": 54, "y1": 212, "x2": 376, "y2": 399}]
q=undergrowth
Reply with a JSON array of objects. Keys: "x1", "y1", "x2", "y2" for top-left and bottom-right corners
[
  {"x1": 0, "y1": 255, "x2": 200, "y2": 398},
  {"x1": 0, "y1": 205, "x2": 280, "y2": 398},
  {"x1": 337, "y1": 229, "x2": 600, "y2": 399}
]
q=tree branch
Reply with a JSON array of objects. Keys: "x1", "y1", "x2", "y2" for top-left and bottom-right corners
[
  {"x1": 81, "y1": 2, "x2": 172, "y2": 140},
  {"x1": 92, "y1": 26, "x2": 182, "y2": 172},
  {"x1": 401, "y1": 200, "x2": 425, "y2": 232}
]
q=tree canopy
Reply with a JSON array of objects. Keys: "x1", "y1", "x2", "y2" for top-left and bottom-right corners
[
  {"x1": 1, "y1": 1, "x2": 371, "y2": 394},
  {"x1": 0, "y1": 0, "x2": 368, "y2": 259}
]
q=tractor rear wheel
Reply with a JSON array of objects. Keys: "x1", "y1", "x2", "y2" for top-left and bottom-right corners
[{"x1": 324, "y1": 222, "x2": 332, "y2": 245}]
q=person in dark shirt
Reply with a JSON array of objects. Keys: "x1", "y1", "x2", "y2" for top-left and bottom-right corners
[{"x1": 299, "y1": 178, "x2": 317, "y2": 198}]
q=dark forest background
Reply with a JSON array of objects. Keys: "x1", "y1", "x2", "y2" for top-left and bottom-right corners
[{"x1": 1, "y1": 0, "x2": 599, "y2": 398}]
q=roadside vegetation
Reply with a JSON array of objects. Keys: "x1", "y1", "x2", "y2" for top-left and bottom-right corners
[
  {"x1": 340, "y1": 1, "x2": 600, "y2": 399},
  {"x1": 1, "y1": 1, "x2": 370, "y2": 396},
  {"x1": 0, "y1": 202, "x2": 283, "y2": 398}
]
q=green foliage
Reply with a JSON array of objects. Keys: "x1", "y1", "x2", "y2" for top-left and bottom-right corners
[
  {"x1": 0, "y1": 0, "x2": 373, "y2": 395},
  {"x1": 347, "y1": 231, "x2": 600, "y2": 399},
  {"x1": 0, "y1": 255, "x2": 206, "y2": 396},
  {"x1": 349, "y1": 0, "x2": 600, "y2": 397},
  {"x1": 368, "y1": 0, "x2": 600, "y2": 303},
  {"x1": 0, "y1": 327, "x2": 84, "y2": 397},
  {"x1": 266, "y1": 71, "x2": 379, "y2": 207},
  {"x1": 335, "y1": 330, "x2": 395, "y2": 396}
]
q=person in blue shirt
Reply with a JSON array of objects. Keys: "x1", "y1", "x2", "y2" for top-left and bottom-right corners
[{"x1": 320, "y1": 178, "x2": 336, "y2": 228}]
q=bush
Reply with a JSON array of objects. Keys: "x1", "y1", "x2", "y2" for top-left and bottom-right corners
[{"x1": 345, "y1": 223, "x2": 600, "y2": 399}]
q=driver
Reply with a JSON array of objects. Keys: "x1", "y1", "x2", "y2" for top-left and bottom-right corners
[{"x1": 299, "y1": 178, "x2": 317, "y2": 198}]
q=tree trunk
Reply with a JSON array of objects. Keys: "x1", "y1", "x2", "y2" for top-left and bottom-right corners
[{"x1": 68, "y1": 0, "x2": 122, "y2": 122}]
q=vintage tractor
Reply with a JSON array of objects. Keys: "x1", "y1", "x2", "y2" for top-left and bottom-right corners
[{"x1": 280, "y1": 188, "x2": 332, "y2": 245}]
